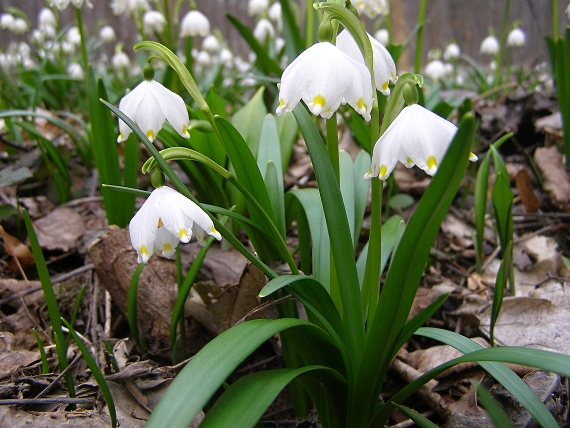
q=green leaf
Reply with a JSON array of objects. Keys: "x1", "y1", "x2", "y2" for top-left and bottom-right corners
[
  {"x1": 477, "y1": 384, "x2": 515, "y2": 428},
  {"x1": 474, "y1": 152, "x2": 491, "y2": 272},
  {"x1": 394, "y1": 404, "x2": 439, "y2": 428},
  {"x1": 371, "y1": 327, "x2": 560, "y2": 428},
  {"x1": 231, "y1": 87, "x2": 267, "y2": 157},
  {"x1": 275, "y1": 112, "x2": 298, "y2": 173},
  {"x1": 201, "y1": 367, "x2": 345, "y2": 428},
  {"x1": 293, "y1": 104, "x2": 365, "y2": 362},
  {"x1": 354, "y1": 114, "x2": 476, "y2": 427},
  {"x1": 146, "y1": 319, "x2": 321, "y2": 428},
  {"x1": 278, "y1": 0, "x2": 304, "y2": 61},
  {"x1": 490, "y1": 240, "x2": 512, "y2": 346}
]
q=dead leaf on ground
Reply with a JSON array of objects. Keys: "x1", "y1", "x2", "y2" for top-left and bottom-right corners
[
  {"x1": 534, "y1": 146, "x2": 570, "y2": 211},
  {"x1": 515, "y1": 169, "x2": 541, "y2": 213},
  {"x1": 0, "y1": 332, "x2": 40, "y2": 380},
  {"x1": 0, "y1": 226, "x2": 35, "y2": 273},
  {"x1": 478, "y1": 282, "x2": 570, "y2": 354},
  {"x1": 440, "y1": 214, "x2": 474, "y2": 249},
  {"x1": 33, "y1": 206, "x2": 86, "y2": 252}
]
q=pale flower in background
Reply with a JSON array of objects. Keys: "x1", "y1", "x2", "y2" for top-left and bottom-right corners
[
  {"x1": 480, "y1": 35, "x2": 499, "y2": 55},
  {"x1": 219, "y1": 48, "x2": 234, "y2": 67},
  {"x1": 374, "y1": 28, "x2": 389, "y2": 46},
  {"x1": 112, "y1": 48, "x2": 131, "y2": 70},
  {"x1": 180, "y1": 10, "x2": 210, "y2": 37},
  {"x1": 276, "y1": 42, "x2": 373, "y2": 120},
  {"x1": 364, "y1": 104, "x2": 477, "y2": 181},
  {"x1": 117, "y1": 78, "x2": 190, "y2": 142},
  {"x1": 195, "y1": 50, "x2": 211, "y2": 67},
  {"x1": 38, "y1": 8, "x2": 56, "y2": 29},
  {"x1": 0, "y1": 13, "x2": 14, "y2": 30},
  {"x1": 507, "y1": 28, "x2": 526, "y2": 47},
  {"x1": 51, "y1": 0, "x2": 70, "y2": 10},
  {"x1": 11, "y1": 18, "x2": 29, "y2": 34},
  {"x1": 268, "y1": 2, "x2": 282, "y2": 22},
  {"x1": 111, "y1": 0, "x2": 150, "y2": 16},
  {"x1": 336, "y1": 30, "x2": 397, "y2": 96},
  {"x1": 355, "y1": 0, "x2": 389, "y2": 19},
  {"x1": 67, "y1": 62, "x2": 84, "y2": 79},
  {"x1": 248, "y1": 0, "x2": 269, "y2": 17},
  {"x1": 129, "y1": 186, "x2": 221, "y2": 264},
  {"x1": 66, "y1": 26, "x2": 81, "y2": 46},
  {"x1": 425, "y1": 60, "x2": 446, "y2": 80},
  {"x1": 143, "y1": 10, "x2": 166, "y2": 35},
  {"x1": 253, "y1": 18, "x2": 275, "y2": 43},
  {"x1": 443, "y1": 43, "x2": 461, "y2": 61},
  {"x1": 566, "y1": 2, "x2": 570, "y2": 19},
  {"x1": 99, "y1": 25, "x2": 116, "y2": 43},
  {"x1": 202, "y1": 35, "x2": 220, "y2": 53},
  {"x1": 71, "y1": 0, "x2": 93, "y2": 8}
]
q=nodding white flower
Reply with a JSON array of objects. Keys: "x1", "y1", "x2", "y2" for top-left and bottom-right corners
[
  {"x1": 219, "y1": 48, "x2": 233, "y2": 67},
  {"x1": 248, "y1": 0, "x2": 269, "y2": 17},
  {"x1": 507, "y1": 28, "x2": 526, "y2": 47},
  {"x1": 336, "y1": 30, "x2": 397, "y2": 96},
  {"x1": 117, "y1": 77, "x2": 190, "y2": 142},
  {"x1": 51, "y1": 0, "x2": 70, "y2": 10},
  {"x1": 38, "y1": 8, "x2": 56, "y2": 29},
  {"x1": 66, "y1": 26, "x2": 81, "y2": 46},
  {"x1": 374, "y1": 28, "x2": 389, "y2": 46},
  {"x1": 364, "y1": 104, "x2": 477, "y2": 181},
  {"x1": 196, "y1": 50, "x2": 211, "y2": 67},
  {"x1": 355, "y1": 0, "x2": 389, "y2": 19},
  {"x1": 67, "y1": 62, "x2": 84, "y2": 79},
  {"x1": 480, "y1": 35, "x2": 499, "y2": 55},
  {"x1": 202, "y1": 34, "x2": 219, "y2": 53},
  {"x1": 129, "y1": 186, "x2": 221, "y2": 264},
  {"x1": 567, "y1": 3, "x2": 570, "y2": 19},
  {"x1": 72, "y1": 0, "x2": 93, "y2": 8},
  {"x1": 180, "y1": 10, "x2": 210, "y2": 37},
  {"x1": 99, "y1": 25, "x2": 116, "y2": 42},
  {"x1": 112, "y1": 49, "x2": 131, "y2": 70},
  {"x1": 143, "y1": 10, "x2": 166, "y2": 35},
  {"x1": 276, "y1": 42, "x2": 373, "y2": 120},
  {"x1": 268, "y1": 2, "x2": 282, "y2": 22},
  {"x1": 443, "y1": 43, "x2": 461, "y2": 61},
  {"x1": 11, "y1": 18, "x2": 28, "y2": 34},
  {"x1": 425, "y1": 60, "x2": 447, "y2": 80},
  {"x1": 0, "y1": 13, "x2": 15, "y2": 30},
  {"x1": 275, "y1": 36, "x2": 285, "y2": 53},
  {"x1": 253, "y1": 18, "x2": 275, "y2": 43},
  {"x1": 111, "y1": 0, "x2": 150, "y2": 16}
]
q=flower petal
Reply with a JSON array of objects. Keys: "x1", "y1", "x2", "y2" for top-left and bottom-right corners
[{"x1": 148, "y1": 80, "x2": 190, "y2": 139}]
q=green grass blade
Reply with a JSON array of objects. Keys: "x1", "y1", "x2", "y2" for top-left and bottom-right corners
[
  {"x1": 354, "y1": 114, "x2": 475, "y2": 426},
  {"x1": 278, "y1": 0, "x2": 304, "y2": 61},
  {"x1": 200, "y1": 367, "x2": 345, "y2": 428},
  {"x1": 474, "y1": 153, "x2": 491, "y2": 272},
  {"x1": 476, "y1": 384, "x2": 515, "y2": 428},
  {"x1": 32, "y1": 329, "x2": 49, "y2": 374},
  {"x1": 23, "y1": 209, "x2": 75, "y2": 398},
  {"x1": 61, "y1": 318, "x2": 116, "y2": 428},
  {"x1": 146, "y1": 319, "x2": 317, "y2": 428},
  {"x1": 393, "y1": 404, "x2": 439, "y2": 428},
  {"x1": 231, "y1": 87, "x2": 267, "y2": 158}
]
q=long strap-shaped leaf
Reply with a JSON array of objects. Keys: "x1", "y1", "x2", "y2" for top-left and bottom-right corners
[
  {"x1": 146, "y1": 319, "x2": 322, "y2": 428},
  {"x1": 372, "y1": 327, "x2": 566, "y2": 427},
  {"x1": 293, "y1": 104, "x2": 365, "y2": 370},
  {"x1": 200, "y1": 366, "x2": 346, "y2": 428},
  {"x1": 353, "y1": 114, "x2": 476, "y2": 427}
]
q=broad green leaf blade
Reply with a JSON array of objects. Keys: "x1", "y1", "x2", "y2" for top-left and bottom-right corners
[
  {"x1": 354, "y1": 114, "x2": 476, "y2": 427},
  {"x1": 146, "y1": 319, "x2": 317, "y2": 428},
  {"x1": 474, "y1": 152, "x2": 491, "y2": 272},
  {"x1": 200, "y1": 367, "x2": 345, "y2": 428},
  {"x1": 340, "y1": 151, "x2": 356, "y2": 245},
  {"x1": 353, "y1": 150, "x2": 371, "y2": 245},
  {"x1": 293, "y1": 104, "x2": 365, "y2": 363},
  {"x1": 278, "y1": 0, "x2": 304, "y2": 61},
  {"x1": 231, "y1": 87, "x2": 267, "y2": 157},
  {"x1": 373, "y1": 327, "x2": 560, "y2": 428},
  {"x1": 275, "y1": 112, "x2": 298, "y2": 173}
]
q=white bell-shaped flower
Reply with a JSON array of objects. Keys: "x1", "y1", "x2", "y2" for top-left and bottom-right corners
[
  {"x1": 480, "y1": 35, "x2": 499, "y2": 55},
  {"x1": 99, "y1": 25, "x2": 116, "y2": 43},
  {"x1": 276, "y1": 42, "x2": 373, "y2": 121},
  {"x1": 129, "y1": 186, "x2": 222, "y2": 263},
  {"x1": 117, "y1": 68, "x2": 190, "y2": 142},
  {"x1": 443, "y1": 43, "x2": 461, "y2": 61},
  {"x1": 336, "y1": 30, "x2": 397, "y2": 96},
  {"x1": 507, "y1": 28, "x2": 526, "y2": 47},
  {"x1": 11, "y1": 18, "x2": 28, "y2": 34},
  {"x1": 143, "y1": 10, "x2": 166, "y2": 35},
  {"x1": 253, "y1": 19, "x2": 275, "y2": 43},
  {"x1": 425, "y1": 60, "x2": 447, "y2": 81},
  {"x1": 67, "y1": 62, "x2": 84, "y2": 79},
  {"x1": 248, "y1": 0, "x2": 269, "y2": 17},
  {"x1": 180, "y1": 10, "x2": 210, "y2": 37},
  {"x1": 374, "y1": 29, "x2": 389, "y2": 46},
  {"x1": 364, "y1": 104, "x2": 477, "y2": 181},
  {"x1": 0, "y1": 13, "x2": 14, "y2": 30},
  {"x1": 38, "y1": 8, "x2": 56, "y2": 29},
  {"x1": 202, "y1": 35, "x2": 220, "y2": 53},
  {"x1": 355, "y1": 0, "x2": 389, "y2": 19},
  {"x1": 111, "y1": 0, "x2": 150, "y2": 16}
]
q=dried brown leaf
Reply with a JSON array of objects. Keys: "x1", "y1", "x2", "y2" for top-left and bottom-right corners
[{"x1": 534, "y1": 146, "x2": 570, "y2": 210}]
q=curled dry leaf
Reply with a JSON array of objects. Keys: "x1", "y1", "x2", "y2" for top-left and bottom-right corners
[
  {"x1": 33, "y1": 206, "x2": 86, "y2": 252},
  {"x1": 534, "y1": 146, "x2": 570, "y2": 211},
  {"x1": 0, "y1": 225, "x2": 35, "y2": 273}
]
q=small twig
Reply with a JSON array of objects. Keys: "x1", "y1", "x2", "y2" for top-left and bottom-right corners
[
  {"x1": 480, "y1": 246, "x2": 502, "y2": 273},
  {"x1": 532, "y1": 273, "x2": 570, "y2": 288},
  {"x1": 388, "y1": 411, "x2": 436, "y2": 428},
  {"x1": 513, "y1": 224, "x2": 555, "y2": 244},
  {"x1": 234, "y1": 294, "x2": 295, "y2": 326},
  {"x1": 0, "y1": 397, "x2": 95, "y2": 406},
  {"x1": 34, "y1": 352, "x2": 82, "y2": 399},
  {"x1": 62, "y1": 196, "x2": 103, "y2": 207},
  {"x1": 104, "y1": 290, "x2": 112, "y2": 338}
]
